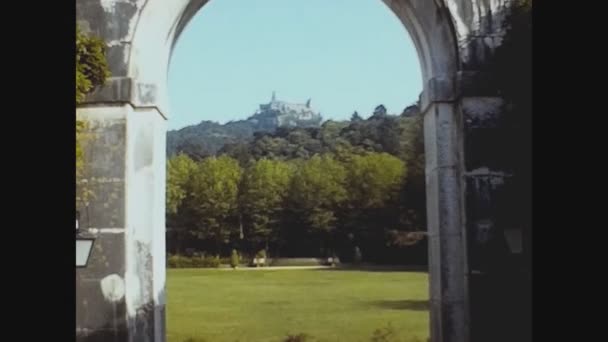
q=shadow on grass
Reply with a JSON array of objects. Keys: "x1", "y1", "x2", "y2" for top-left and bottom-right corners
[
  {"x1": 315, "y1": 264, "x2": 428, "y2": 273},
  {"x1": 366, "y1": 299, "x2": 429, "y2": 311}
]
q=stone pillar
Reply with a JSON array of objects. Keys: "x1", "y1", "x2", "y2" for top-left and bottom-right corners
[
  {"x1": 422, "y1": 83, "x2": 470, "y2": 342},
  {"x1": 76, "y1": 104, "x2": 167, "y2": 342}
]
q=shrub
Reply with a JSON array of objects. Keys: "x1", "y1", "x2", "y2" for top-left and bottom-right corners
[
  {"x1": 239, "y1": 255, "x2": 252, "y2": 266},
  {"x1": 230, "y1": 249, "x2": 240, "y2": 268},
  {"x1": 251, "y1": 250, "x2": 267, "y2": 267},
  {"x1": 167, "y1": 254, "x2": 192, "y2": 268},
  {"x1": 167, "y1": 254, "x2": 219, "y2": 268},
  {"x1": 190, "y1": 255, "x2": 205, "y2": 268},
  {"x1": 201, "y1": 255, "x2": 220, "y2": 268},
  {"x1": 167, "y1": 254, "x2": 178, "y2": 268}
]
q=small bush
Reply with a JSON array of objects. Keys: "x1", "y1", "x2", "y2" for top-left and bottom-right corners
[
  {"x1": 230, "y1": 249, "x2": 240, "y2": 268},
  {"x1": 190, "y1": 255, "x2": 204, "y2": 268},
  {"x1": 167, "y1": 254, "x2": 178, "y2": 268},
  {"x1": 239, "y1": 255, "x2": 252, "y2": 266},
  {"x1": 256, "y1": 249, "x2": 267, "y2": 258},
  {"x1": 167, "y1": 254, "x2": 219, "y2": 268},
  {"x1": 167, "y1": 255, "x2": 193, "y2": 268},
  {"x1": 270, "y1": 258, "x2": 322, "y2": 267},
  {"x1": 201, "y1": 255, "x2": 220, "y2": 268}
]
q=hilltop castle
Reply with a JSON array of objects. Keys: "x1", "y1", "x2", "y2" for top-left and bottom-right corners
[{"x1": 248, "y1": 92, "x2": 323, "y2": 129}]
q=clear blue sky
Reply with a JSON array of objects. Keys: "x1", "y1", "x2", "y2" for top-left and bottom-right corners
[{"x1": 168, "y1": 0, "x2": 421, "y2": 130}]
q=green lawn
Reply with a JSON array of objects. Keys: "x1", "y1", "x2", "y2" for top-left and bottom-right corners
[{"x1": 167, "y1": 268, "x2": 429, "y2": 342}]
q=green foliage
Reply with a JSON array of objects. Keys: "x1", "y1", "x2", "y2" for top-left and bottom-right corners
[
  {"x1": 166, "y1": 154, "x2": 200, "y2": 254},
  {"x1": 241, "y1": 159, "x2": 294, "y2": 247},
  {"x1": 200, "y1": 255, "x2": 221, "y2": 268},
  {"x1": 166, "y1": 154, "x2": 197, "y2": 215},
  {"x1": 169, "y1": 120, "x2": 258, "y2": 160},
  {"x1": 75, "y1": 120, "x2": 87, "y2": 180},
  {"x1": 230, "y1": 249, "x2": 240, "y2": 268},
  {"x1": 386, "y1": 231, "x2": 426, "y2": 247},
  {"x1": 167, "y1": 254, "x2": 220, "y2": 268},
  {"x1": 255, "y1": 249, "x2": 267, "y2": 258},
  {"x1": 345, "y1": 152, "x2": 405, "y2": 209},
  {"x1": 290, "y1": 155, "x2": 347, "y2": 235},
  {"x1": 167, "y1": 255, "x2": 193, "y2": 268},
  {"x1": 76, "y1": 25, "x2": 110, "y2": 207},
  {"x1": 165, "y1": 104, "x2": 427, "y2": 263},
  {"x1": 351, "y1": 111, "x2": 363, "y2": 121},
  {"x1": 172, "y1": 104, "x2": 422, "y2": 168},
  {"x1": 76, "y1": 25, "x2": 110, "y2": 105},
  {"x1": 190, "y1": 156, "x2": 243, "y2": 251}
]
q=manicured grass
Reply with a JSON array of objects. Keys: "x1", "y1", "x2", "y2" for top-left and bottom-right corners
[{"x1": 167, "y1": 268, "x2": 429, "y2": 342}]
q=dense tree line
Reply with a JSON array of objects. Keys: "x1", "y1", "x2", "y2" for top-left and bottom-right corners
[{"x1": 167, "y1": 106, "x2": 428, "y2": 264}]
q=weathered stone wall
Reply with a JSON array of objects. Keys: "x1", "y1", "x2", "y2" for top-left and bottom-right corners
[
  {"x1": 446, "y1": 0, "x2": 514, "y2": 69},
  {"x1": 76, "y1": 106, "x2": 129, "y2": 342},
  {"x1": 76, "y1": 105, "x2": 166, "y2": 342}
]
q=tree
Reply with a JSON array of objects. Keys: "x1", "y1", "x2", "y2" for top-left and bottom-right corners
[
  {"x1": 345, "y1": 152, "x2": 406, "y2": 209},
  {"x1": 395, "y1": 110, "x2": 426, "y2": 234},
  {"x1": 289, "y1": 155, "x2": 347, "y2": 254},
  {"x1": 218, "y1": 142, "x2": 253, "y2": 167},
  {"x1": 372, "y1": 105, "x2": 387, "y2": 118},
  {"x1": 240, "y1": 159, "x2": 294, "y2": 253},
  {"x1": 166, "y1": 154, "x2": 197, "y2": 215},
  {"x1": 319, "y1": 120, "x2": 349, "y2": 153},
  {"x1": 339, "y1": 152, "x2": 406, "y2": 260},
  {"x1": 166, "y1": 154, "x2": 198, "y2": 253},
  {"x1": 190, "y1": 156, "x2": 243, "y2": 254},
  {"x1": 163, "y1": 101, "x2": 431, "y2": 261}
]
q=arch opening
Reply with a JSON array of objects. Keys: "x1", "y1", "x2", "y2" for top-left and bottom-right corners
[{"x1": 163, "y1": 2, "x2": 431, "y2": 340}]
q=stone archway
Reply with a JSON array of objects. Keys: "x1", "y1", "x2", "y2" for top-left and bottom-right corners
[{"x1": 76, "y1": 1, "x2": 517, "y2": 341}]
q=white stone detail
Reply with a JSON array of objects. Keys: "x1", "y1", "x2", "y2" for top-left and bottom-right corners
[{"x1": 100, "y1": 274, "x2": 125, "y2": 302}]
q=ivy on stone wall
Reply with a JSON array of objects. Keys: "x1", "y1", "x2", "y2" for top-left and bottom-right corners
[
  {"x1": 76, "y1": 26, "x2": 110, "y2": 105},
  {"x1": 76, "y1": 25, "x2": 110, "y2": 204}
]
